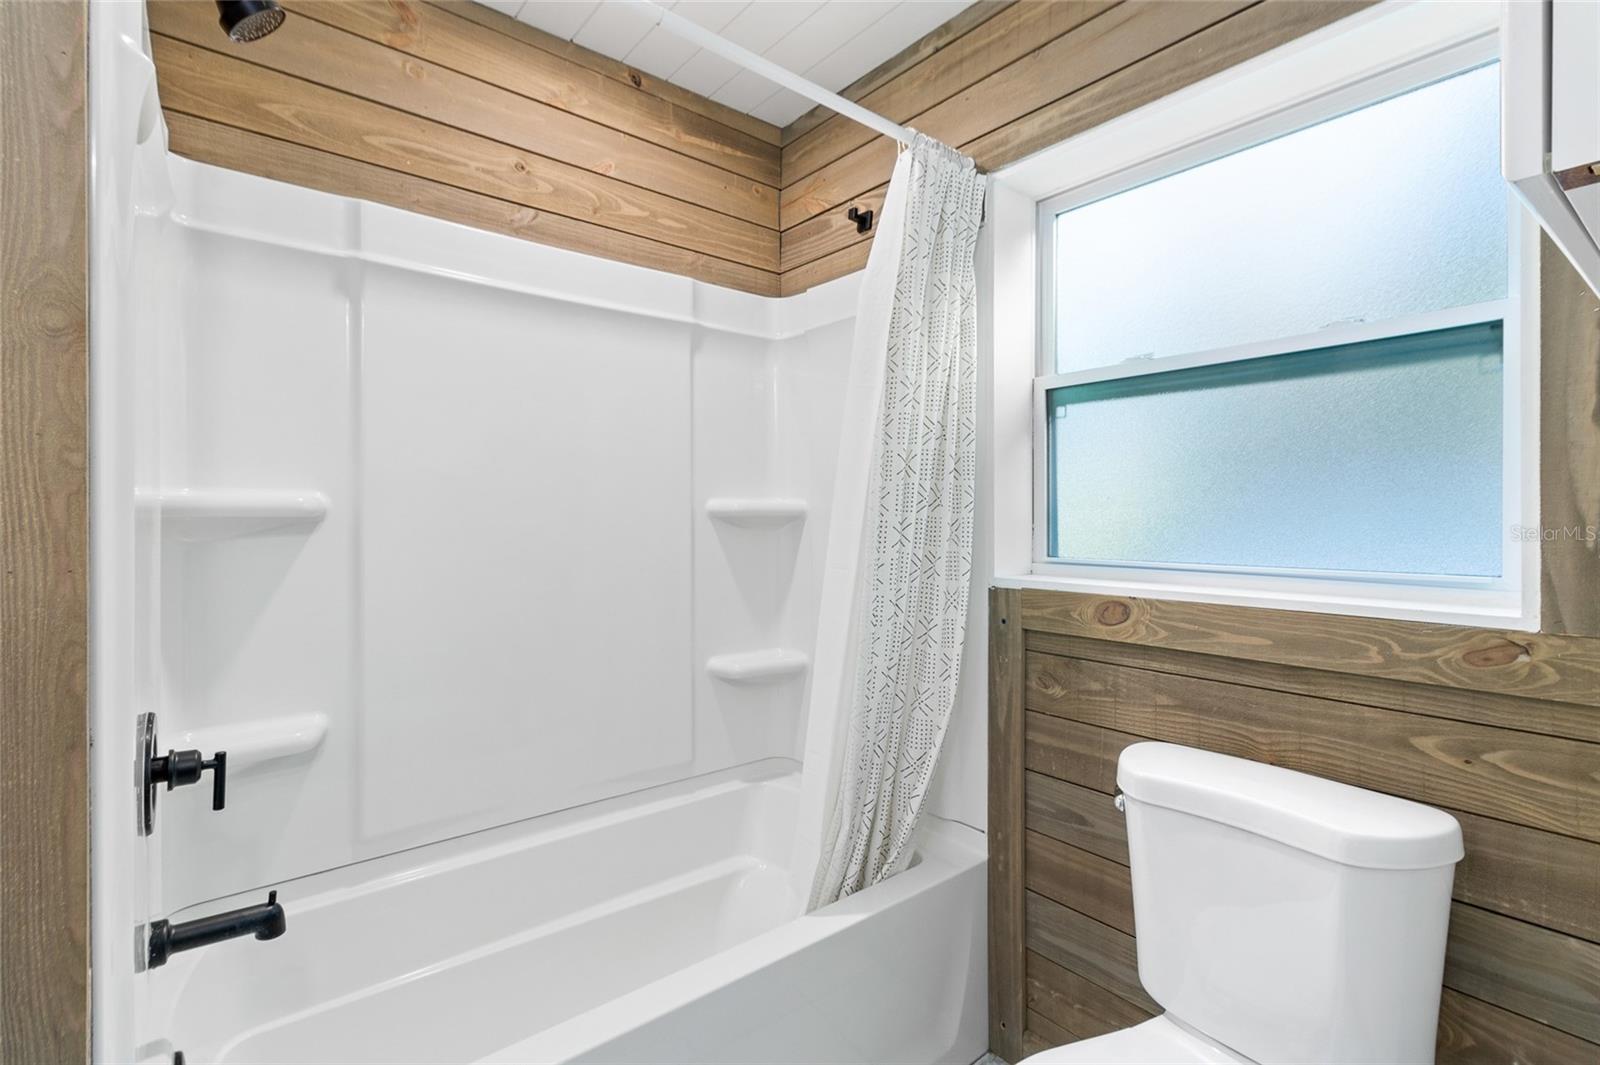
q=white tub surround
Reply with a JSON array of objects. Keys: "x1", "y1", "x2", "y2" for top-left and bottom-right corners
[{"x1": 91, "y1": 16, "x2": 988, "y2": 1059}]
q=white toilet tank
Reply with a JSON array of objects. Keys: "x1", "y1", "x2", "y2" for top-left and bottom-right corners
[{"x1": 1118, "y1": 743, "x2": 1463, "y2": 1065}]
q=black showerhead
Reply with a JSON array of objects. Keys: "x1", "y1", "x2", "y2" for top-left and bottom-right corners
[{"x1": 216, "y1": 0, "x2": 285, "y2": 43}]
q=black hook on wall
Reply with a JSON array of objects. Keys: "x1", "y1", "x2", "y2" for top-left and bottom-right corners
[{"x1": 847, "y1": 206, "x2": 874, "y2": 234}]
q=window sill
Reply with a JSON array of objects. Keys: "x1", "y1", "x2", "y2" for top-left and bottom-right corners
[{"x1": 993, "y1": 569, "x2": 1538, "y2": 633}]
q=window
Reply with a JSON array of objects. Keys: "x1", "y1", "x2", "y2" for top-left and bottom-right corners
[{"x1": 1032, "y1": 51, "x2": 1536, "y2": 625}]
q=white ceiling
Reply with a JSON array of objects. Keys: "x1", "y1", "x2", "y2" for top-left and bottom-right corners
[{"x1": 478, "y1": 0, "x2": 974, "y2": 128}]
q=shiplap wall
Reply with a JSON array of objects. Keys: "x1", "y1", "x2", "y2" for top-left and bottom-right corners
[
  {"x1": 148, "y1": 0, "x2": 784, "y2": 295},
  {"x1": 147, "y1": 1, "x2": 1375, "y2": 298},
  {"x1": 990, "y1": 590, "x2": 1600, "y2": 1065},
  {"x1": 775, "y1": 0, "x2": 1372, "y2": 294}
]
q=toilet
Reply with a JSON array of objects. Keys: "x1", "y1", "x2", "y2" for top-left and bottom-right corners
[{"x1": 1022, "y1": 742, "x2": 1464, "y2": 1065}]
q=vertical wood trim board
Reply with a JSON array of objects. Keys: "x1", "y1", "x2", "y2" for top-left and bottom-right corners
[
  {"x1": 1539, "y1": 236, "x2": 1600, "y2": 638},
  {"x1": 0, "y1": 0, "x2": 92, "y2": 1060},
  {"x1": 988, "y1": 588, "x2": 1027, "y2": 1063},
  {"x1": 993, "y1": 589, "x2": 1600, "y2": 1062}
]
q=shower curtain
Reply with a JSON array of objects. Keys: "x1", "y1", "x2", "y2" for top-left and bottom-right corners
[{"x1": 808, "y1": 133, "x2": 986, "y2": 910}]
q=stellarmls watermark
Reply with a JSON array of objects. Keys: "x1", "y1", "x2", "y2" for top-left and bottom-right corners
[{"x1": 1510, "y1": 524, "x2": 1600, "y2": 543}]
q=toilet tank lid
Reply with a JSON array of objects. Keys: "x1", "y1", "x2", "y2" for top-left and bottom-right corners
[{"x1": 1117, "y1": 743, "x2": 1464, "y2": 870}]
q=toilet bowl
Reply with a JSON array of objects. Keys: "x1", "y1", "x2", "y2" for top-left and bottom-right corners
[{"x1": 1019, "y1": 743, "x2": 1464, "y2": 1065}]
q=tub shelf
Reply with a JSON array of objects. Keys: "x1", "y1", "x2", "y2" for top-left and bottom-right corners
[
  {"x1": 173, "y1": 712, "x2": 329, "y2": 773},
  {"x1": 705, "y1": 498, "x2": 807, "y2": 528},
  {"x1": 142, "y1": 489, "x2": 329, "y2": 540},
  {"x1": 705, "y1": 649, "x2": 809, "y2": 684}
]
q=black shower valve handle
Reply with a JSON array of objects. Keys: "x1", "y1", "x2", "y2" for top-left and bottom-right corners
[{"x1": 150, "y1": 747, "x2": 227, "y2": 811}]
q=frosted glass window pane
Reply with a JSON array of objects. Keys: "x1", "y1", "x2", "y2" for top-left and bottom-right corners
[
  {"x1": 1047, "y1": 323, "x2": 1503, "y2": 576},
  {"x1": 1053, "y1": 64, "x2": 1507, "y2": 372}
]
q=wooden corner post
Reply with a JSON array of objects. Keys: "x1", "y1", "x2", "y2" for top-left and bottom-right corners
[{"x1": 988, "y1": 587, "x2": 1026, "y2": 1061}]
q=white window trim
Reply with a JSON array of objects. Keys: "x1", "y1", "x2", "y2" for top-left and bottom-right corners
[{"x1": 983, "y1": 0, "x2": 1543, "y2": 630}]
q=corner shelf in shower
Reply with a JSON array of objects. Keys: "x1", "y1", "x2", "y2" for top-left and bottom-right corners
[
  {"x1": 705, "y1": 498, "x2": 807, "y2": 528},
  {"x1": 172, "y1": 711, "x2": 329, "y2": 773},
  {"x1": 141, "y1": 489, "x2": 329, "y2": 541},
  {"x1": 706, "y1": 649, "x2": 809, "y2": 684}
]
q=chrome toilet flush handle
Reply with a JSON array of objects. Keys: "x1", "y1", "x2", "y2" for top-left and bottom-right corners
[{"x1": 1114, "y1": 791, "x2": 1127, "y2": 813}]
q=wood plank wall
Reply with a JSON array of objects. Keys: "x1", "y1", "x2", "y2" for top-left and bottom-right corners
[
  {"x1": 146, "y1": 1, "x2": 1373, "y2": 298},
  {"x1": 0, "y1": 0, "x2": 92, "y2": 1060},
  {"x1": 991, "y1": 593, "x2": 1600, "y2": 1064},
  {"x1": 775, "y1": 0, "x2": 1371, "y2": 295},
  {"x1": 146, "y1": 0, "x2": 784, "y2": 295}
]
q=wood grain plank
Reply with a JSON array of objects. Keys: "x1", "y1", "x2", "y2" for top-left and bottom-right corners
[
  {"x1": 150, "y1": 33, "x2": 779, "y2": 271},
  {"x1": 1437, "y1": 987, "x2": 1600, "y2": 1065},
  {"x1": 1021, "y1": 1026, "x2": 1063, "y2": 1058},
  {"x1": 1021, "y1": 590, "x2": 1600, "y2": 707},
  {"x1": 780, "y1": 0, "x2": 1016, "y2": 147},
  {"x1": 781, "y1": 0, "x2": 1115, "y2": 185},
  {"x1": 989, "y1": 588, "x2": 1027, "y2": 1064},
  {"x1": 1024, "y1": 1008, "x2": 1078, "y2": 1051},
  {"x1": 1026, "y1": 890, "x2": 1161, "y2": 1014},
  {"x1": 779, "y1": 185, "x2": 884, "y2": 274},
  {"x1": 1450, "y1": 810, "x2": 1600, "y2": 944},
  {"x1": 1026, "y1": 831, "x2": 1135, "y2": 934},
  {"x1": 1024, "y1": 711, "x2": 1136, "y2": 794},
  {"x1": 0, "y1": 0, "x2": 91, "y2": 1058},
  {"x1": 779, "y1": 1, "x2": 1250, "y2": 230},
  {"x1": 1026, "y1": 771, "x2": 1129, "y2": 865},
  {"x1": 1028, "y1": 950, "x2": 1154, "y2": 1041},
  {"x1": 163, "y1": 113, "x2": 779, "y2": 296},
  {"x1": 284, "y1": 0, "x2": 781, "y2": 187},
  {"x1": 1025, "y1": 630, "x2": 1600, "y2": 744},
  {"x1": 429, "y1": 0, "x2": 781, "y2": 146},
  {"x1": 1539, "y1": 235, "x2": 1600, "y2": 637},
  {"x1": 1445, "y1": 903, "x2": 1600, "y2": 1042},
  {"x1": 1027, "y1": 653, "x2": 1600, "y2": 841},
  {"x1": 778, "y1": 239, "x2": 872, "y2": 297},
  {"x1": 148, "y1": 0, "x2": 777, "y2": 227},
  {"x1": 965, "y1": 0, "x2": 1368, "y2": 175}
]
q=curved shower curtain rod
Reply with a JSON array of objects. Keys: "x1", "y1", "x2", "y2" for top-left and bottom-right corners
[{"x1": 621, "y1": 0, "x2": 929, "y2": 150}]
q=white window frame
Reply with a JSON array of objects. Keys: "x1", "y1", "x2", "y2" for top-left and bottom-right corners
[{"x1": 989, "y1": 1, "x2": 1542, "y2": 630}]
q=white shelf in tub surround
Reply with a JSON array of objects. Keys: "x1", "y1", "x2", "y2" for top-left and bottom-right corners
[
  {"x1": 140, "y1": 489, "x2": 329, "y2": 540},
  {"x1": 705, "y1": 497, "x2": 808, "y2": 527},
  {"x1": 705, "y1": 649, "x2": 809, "y2": 683},
  {"x1": 173, "y1": 712, "x2": 329, "y2": 773}
]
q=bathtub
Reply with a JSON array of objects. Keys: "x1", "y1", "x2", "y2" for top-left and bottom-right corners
[{"x1": 148, "y1": 762, "x2": 987, "y2": 1064}]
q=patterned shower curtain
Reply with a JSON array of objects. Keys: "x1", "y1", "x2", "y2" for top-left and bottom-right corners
[{"x1": 809, "y1": 133, "x2": 986, "y2": 909}]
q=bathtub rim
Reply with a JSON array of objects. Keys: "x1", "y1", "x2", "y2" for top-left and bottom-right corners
[{"x1": 478, "y1": 813, "x2": 987, "y2": 1064}]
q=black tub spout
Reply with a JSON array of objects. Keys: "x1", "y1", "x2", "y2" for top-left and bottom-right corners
[{"x1": 148, "y1": 891, "x2": 286, "y2": 969}]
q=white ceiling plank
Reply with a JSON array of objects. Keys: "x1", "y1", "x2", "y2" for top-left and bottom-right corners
[
  {"x1": 800, "y1": 1, "x2": 969, "y2": 93},
  {"x1": 680, "y1": 0, "x2": 823, "y2": 99},
  {"x1": 479, "y1": 0, "x2": 977, "y2": 124},
  {"x1": 709, "y1": 0, "x2": 845, "y2": 111},
  {"x1": 748, "y1": 86, "x2": 816, "y2": 127},
  {"x1": 573, "y1": 0, "x2": 669, "y2": 55},
  {"x1": 623, "y1": 1, "x2": 746, "y2": 80},
  {"x1": 764, "y1": 0, "x2": 898, "y2": 73},
  {"x1": 514, "y1": 1, "x2": 602, "y2": 40},
  {"x1": 670, "y1": 49, "x2": 746, "y2": 98}
]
